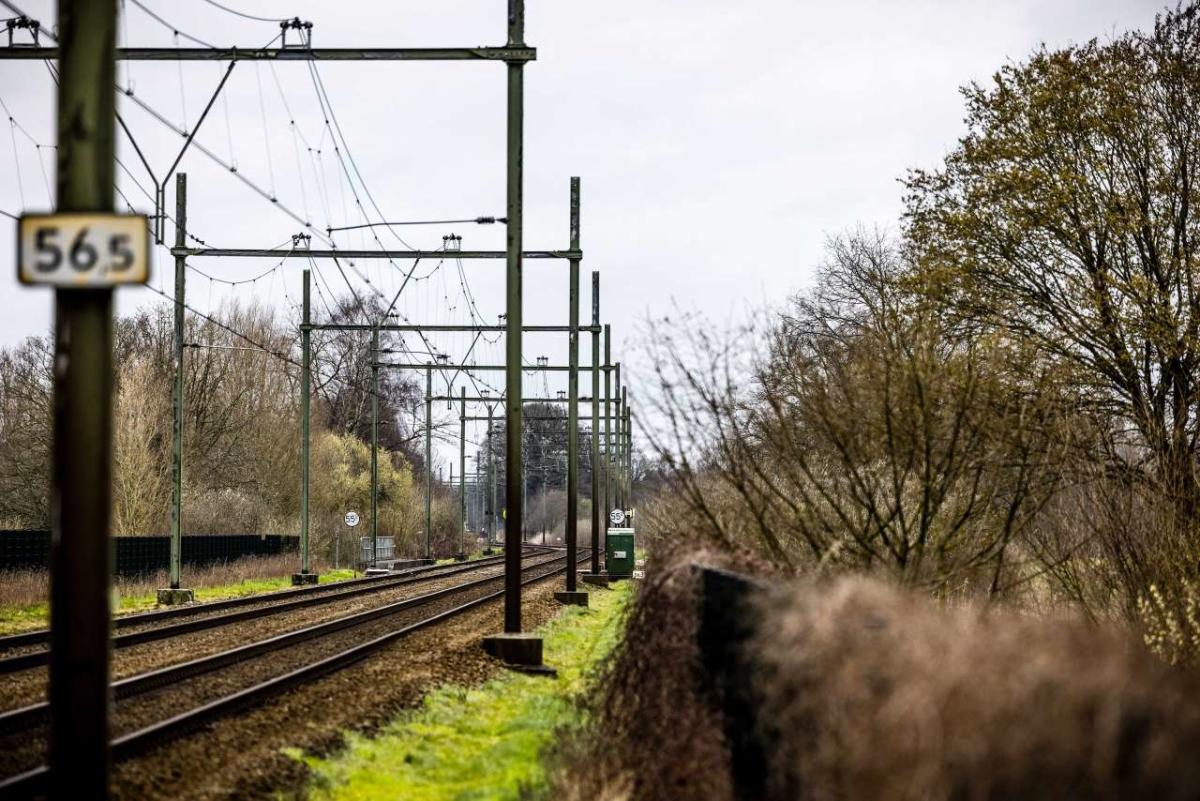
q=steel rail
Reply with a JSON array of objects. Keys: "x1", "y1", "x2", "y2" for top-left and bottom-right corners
[
  {"x1": 0, "y1": 552, "x2": 580, "y2": 735},
  {"x1": 0, "y1": 547, "x2": 549, "y2": 652},
  {"x1": 0, "y1": 557, "x2": 586, "y2": 797},
  {"x1": 0, "y1": 548, "x2": 553, "y2": 673}
]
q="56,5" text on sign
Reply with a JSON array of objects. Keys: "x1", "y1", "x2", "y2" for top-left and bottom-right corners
[{"x1": 18, "y1": 213, "x2": 150, "y2": 287}]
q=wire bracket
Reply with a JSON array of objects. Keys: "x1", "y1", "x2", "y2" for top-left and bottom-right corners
[
  {"x1": 3, "y1": 16, "x2": 41, "y2": 48},
  {"x1": 280, "y1": 17, "x2": 313, "y2": 49}
]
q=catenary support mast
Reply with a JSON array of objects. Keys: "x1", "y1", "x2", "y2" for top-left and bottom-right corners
[{"x1": 48, "y1": 1, "x2": 118, "y2": 795}]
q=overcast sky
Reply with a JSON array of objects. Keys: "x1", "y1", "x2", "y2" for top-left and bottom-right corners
[{"x1": 0, "y1": 0, "x2": 1168, "y2": 469}]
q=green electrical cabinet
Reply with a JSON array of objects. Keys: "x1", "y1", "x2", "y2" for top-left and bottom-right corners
[{"x1": 606, "y1": 528, "x2": 635, "y2": 578}]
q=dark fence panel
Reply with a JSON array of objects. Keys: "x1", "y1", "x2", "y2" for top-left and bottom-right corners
[
  {"x1": 696, "y1": 566, "x2": 772, "y2": 801},
  {"x1": 0, "y1": 530, "x2": 49, "y2": 571},
  {"x1": 0, "y1": 531, "x2": 300, "y2": 576}
]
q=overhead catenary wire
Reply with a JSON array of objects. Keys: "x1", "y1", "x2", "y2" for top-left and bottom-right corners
[
  {"x1": 300, "y1": 62, "x2": 511, "y2": 400},
  {"x1": 121, "y1": 85, "x2": 319, "y2": 236},
  {"x1": 305, "y1": 60, "x2": 417, "y2": 251},
  {"x1": 0, "y1": 5, "x2": 421, "y2": 388},
  {"x1": 326, "y1": 218, "x2": 505, "y2": 234},
  {"x1": 4, "y1": 1, "x2": 515, "y2": 416},
  {"x1": 296, "y1": 61, "x2": 506, "y2": 399},
  {"x1": 199, "y1": 0, "x2": 286, "y2": 24},
  {"x1": 253, "y1": 61, "x2": 277, "y2": 197},
  {"x1": 141, "y1": 281, "x2": 426, "y2": 405},
  {"x1": 127, "y1": 0, "x2": 217, "y2": 48},
  {"x1": 25, "y1": 17, "x2": 299, "y2": 247},
  {"x1": 8, "y1": 114, "x2": 24, "y2": 207}
]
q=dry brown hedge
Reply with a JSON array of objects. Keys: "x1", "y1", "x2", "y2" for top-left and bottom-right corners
[
  {"x1": 552, "y1": 550, "x2": 1200, "y2": 801},
  {"x1": 756, "y1": 578, "x2": 1200, "y2": 801}
]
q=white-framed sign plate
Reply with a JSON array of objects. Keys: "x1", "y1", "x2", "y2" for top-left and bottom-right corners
[{"x1": 18, "y1": 213, "x2": 150, "y2": 287}]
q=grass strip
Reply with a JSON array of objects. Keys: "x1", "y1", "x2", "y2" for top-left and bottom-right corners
[
  {"x1": 0, "y1": 569, "x2": 359, "y2": 636},
  {"x1": 297, "y1": 580, "x2": 632, "y2": 801}
]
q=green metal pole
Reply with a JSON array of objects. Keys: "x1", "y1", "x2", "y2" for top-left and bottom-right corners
[
  {"x1": 425, "y1": 364, "x2": 433, "y2": 560},
  {"x1": 298, "y1": 268, "x2": 312, "y2": 579},
  {"x1": 459, "y1": 386, "x2": 467, "y2": 557},
  {"x1": 624, "y1": 386, "x2": 633, "y2": 506},
  {"x1": 589, "y1": 272, "x2": 601, "y2": 575},
  {"x1": 566, "y1": 176, "x2": 580, "y2": 592},
  {"x1": 626, "y1": 405, "x2": 634, "y2": 510},
  {"x1": 370, "y1": 326, "x2": 379, "y2": 567},
  {"x1": 488, "y1": 406, "x2": 497, "y2": 547},
  {"x1": 614, "y1": 362, "x2": 622, "y2": 509},
  {"x1": 522, "y1": 443, "x2": 528, "y2": 543},
  {"x1": 614, "y1": 381, "x2": 624, "y2": 506},
  {"x1": 49, "y1": 1, "x2": 117, "y2": 794},
  {"x1": 603, "y1": 325, "x2": 611, "y2": 545},
  {"x1": 169, "y1": 172, "x2": 186, "y2": 590},
  {"x1": 503, "y1": 0, "x2": 526, "y2": 633}
]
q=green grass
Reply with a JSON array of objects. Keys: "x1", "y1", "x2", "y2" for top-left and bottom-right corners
[
  {"x1": 0, "y1": 603, "x2": 49, "y2": 635},
  {"x1": 297, "y1": 581, "x2": 632, "y2": 801},
  {"x1": 114, "y1": 569, "x2": 359, "y2": 613},
  {"x1": 0, "y1": 569, "x2": 359, "y2": 636}
]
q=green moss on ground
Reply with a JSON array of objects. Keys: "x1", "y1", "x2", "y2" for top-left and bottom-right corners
[
  {"x1": 0, "y1": 569, "x2": 359, "y2": 636},
  {"x1": 297, "y1": 581, "x2": 632, "y2": 801},
  {"x1": 0, "y1": 603, "x2": 49, "y2": 636}
]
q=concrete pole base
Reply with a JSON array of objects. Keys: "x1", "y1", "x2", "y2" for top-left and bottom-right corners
[
  {"x1": 482, "y1": 632, "x2": 544, "y2": 666},
  {"x1": 454, "y1": 552, "x2": 468, "y2": 561},
  {"x1": 581, "y1": 573, "x2": 609, "y2": 587},
  {"x1": 156, "y1": 588, "x2": 195, "y2": 605},
  {"x1": 390, "y1": 558, "x2": 435, "y2": 571},
  {"x1": 554, "y1": 590, "x2": 590, "y2": 606},
  {"x1": 291, "y1": 572, "x2": 319, "y2": 586}
]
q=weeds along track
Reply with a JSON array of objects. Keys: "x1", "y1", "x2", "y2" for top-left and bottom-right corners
[
  {"x1": 0, "y1": 547, "x2": 553, "y2": 672},
  {"x1": 0, "y1": 552, "x2": 585, "y2": 793}
]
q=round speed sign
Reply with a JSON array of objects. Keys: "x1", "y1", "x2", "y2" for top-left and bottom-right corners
[
  {"x1": 344, "y1": 511, "x2": 360, "y2": 528},
  {"x1": 609, "y1": 508, "x2": 626, "y2": 526}
]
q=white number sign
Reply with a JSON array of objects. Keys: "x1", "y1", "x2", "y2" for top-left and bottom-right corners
[
  {"x1": 18, "y1": 213, "x2": 149, "y2": 287},
  {"x1": 344, "y1": 511, "x2": 360, "y2": 527},
  {"x1": 609, "y1": 508, "x2": 626, "y2": 526}
]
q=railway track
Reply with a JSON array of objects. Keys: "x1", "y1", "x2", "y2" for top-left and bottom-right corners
[
  {"x1": 0, "y1": 546, "x2": 552, "y2": 673},
  {"x1": 0, "y1": 552, "x2": 585, "y2": 796}
]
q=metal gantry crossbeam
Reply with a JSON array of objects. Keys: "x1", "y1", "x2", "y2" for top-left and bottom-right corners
[
  {"x1": 311, "y1": 325, "x2": 601, "y2": 333},
  {"x1": 0, "y1": 47, "x2": 538, "y2": 62},
  {"x1": 376, "y1": 362, "x2": 612, "y2": 371},
  {"x1": 173, "y1": 248, "x2": 581, "y2": 260}
]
